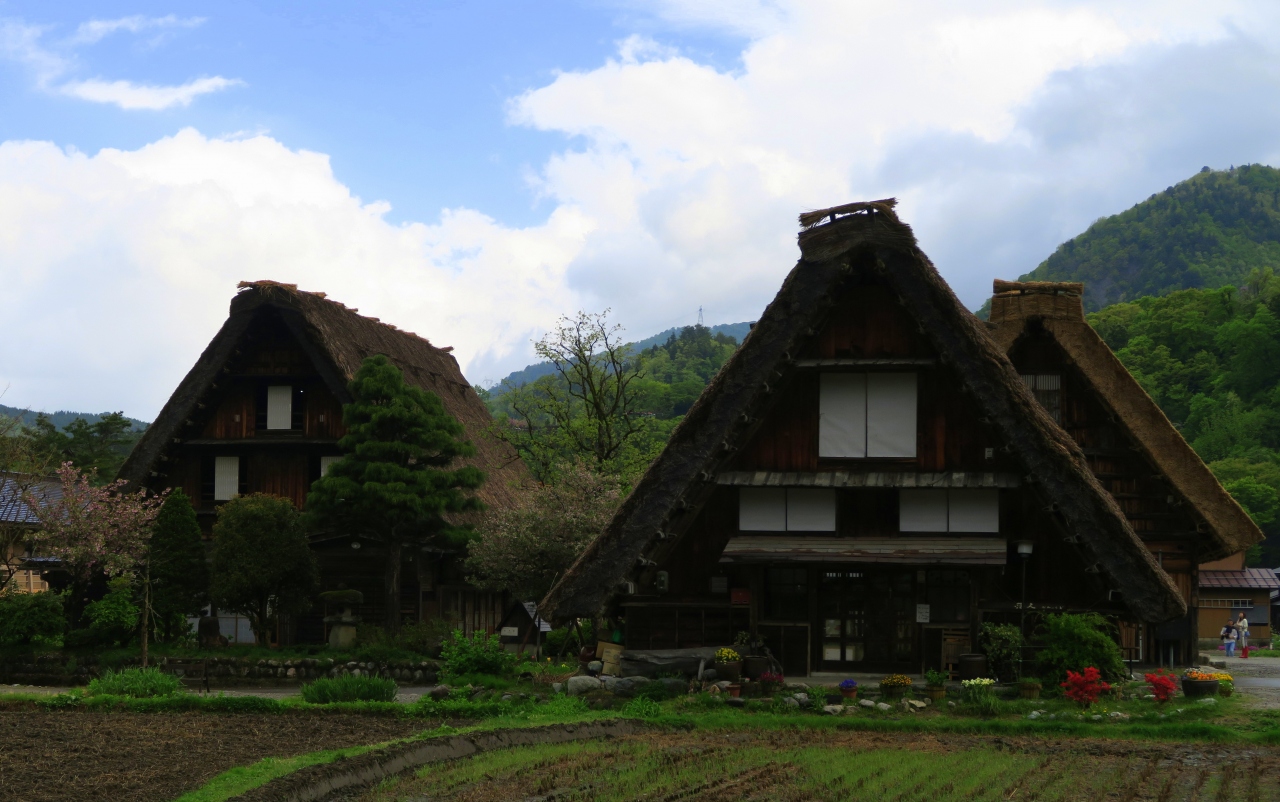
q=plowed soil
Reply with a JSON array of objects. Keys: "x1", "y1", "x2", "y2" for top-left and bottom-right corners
[{"x1": 0, "y1": 710, "x2": 431, "y2": 802}]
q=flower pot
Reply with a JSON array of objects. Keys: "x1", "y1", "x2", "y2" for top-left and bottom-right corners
[
  {"x1": 924, "y1": 686, "x2": 947, "y2": 702},
  {"x1": 1019, "y1": 685, "x2": 1042, "y2": 700},
  {"x1": 743, "y1": 656, "x2": 770, "y2": 679},
  {"x1": 841, "y1": 688, "x2": 858, "y2": 701},
  {"x1": 728, "y1": 684, "x2": 741, "y2": 698},
  {"x1": 880, "y1": 686, "x2": 905, "y2": 699},
  {"x1": 1219, "y1": 687, "x2": 1233, "y2": 697},
  {"x1": 715, "y1": 661, "x2": 742, "y2": 682},
  {"x1": 1181, "y1": 678, "x2": 1219, "y2": 698}
]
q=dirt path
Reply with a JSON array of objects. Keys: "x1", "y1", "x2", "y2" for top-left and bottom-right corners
[{"x1": 0, "y1": 710, "x2": 434, "y2": 802}]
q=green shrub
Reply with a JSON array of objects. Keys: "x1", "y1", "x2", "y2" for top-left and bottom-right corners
[
  {"x1": 1036, "y1": 613, "x2": 1127, "y2": 687},
  {"x1": 978, "y1": 623, "x2": 1024, "y2": 681},
  {"x1": 83, "y1": 577, "x2": 140, "y2": 647},
  {"x1": 300, "y1": 674, "x2": 399, "y2": 704},
  {"x1": 0, "y1": 590, "x2": 64, "y2": 646},
  {"x1": 440, "y1": 629, "x2": 515, "y2": 677},
  {"x1": 633, "y1": 682, "x2": 677, "y2": 701},
  {"x1": 87, "y1": 667, "x2": 183, "y2": 698},
  {"x1": 622, "y1": 696, "x2": 663, "y2": 718}
]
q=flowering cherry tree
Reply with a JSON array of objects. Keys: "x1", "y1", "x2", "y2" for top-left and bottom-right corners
[
  {"x1": 25, "y1": 463, "x2": 166, "y2": 662},
  {"x1": 26, "y1": 463, "x2": 165, "y2": 582}
]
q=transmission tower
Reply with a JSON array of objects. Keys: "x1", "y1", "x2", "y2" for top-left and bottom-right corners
[{"x1": 697, "y1": 306, "x2": 704, "y2": 326}]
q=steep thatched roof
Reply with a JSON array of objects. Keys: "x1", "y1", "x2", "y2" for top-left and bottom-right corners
[
  {"x1": 987, "y1": 280, "x2": 1262, "y2": 563},
  {"x1": 540, "y1": 201, "x2": 1186, "y2": 624},
  {"x1": 119, "y1": 281, "x2": 527, "y2": 509}
]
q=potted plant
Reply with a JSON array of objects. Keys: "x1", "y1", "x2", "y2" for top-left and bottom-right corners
[
  {"x1": 924, "y1": 669, "x2": 948, "y2": 701},
  {"x1": 839, "y1": 678, "x2": 859, "y2": 700},
  {"x1": 1219, "y1": 677, "x2": 1235, "y2": 697},
  {"x1": 727, "y1": 684, "x2": 742, "y2": 698},
  {"x1": 714, "y1": 647, "x2": 743, "y2": 682},
  {"x1": 759, "y1": 671, "x2": 783, "y2": 696},
  {"x1": 1181, "y1": 668, "x2": 1221, "y2": 698},
  {"x1": 879, "y1": 673, "x2": 913, "y2": 699},
  {"x1": 1018, "y1": 677, "x2": 1042, "y2": 700}
]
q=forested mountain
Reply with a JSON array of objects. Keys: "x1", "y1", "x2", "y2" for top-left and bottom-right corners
[
  {"x1": 1021, "y1": 165, "x2": 1280, "y2": 311},
  {"x1": 1089, "y1": 274, "x2": 1280, "y2": 564},
  {"x1": 489, "y1": 321, "x2": 751, "y2": 394},
  {"x1": 0, "y1": 404, "x2": 147, "y2": 431}
]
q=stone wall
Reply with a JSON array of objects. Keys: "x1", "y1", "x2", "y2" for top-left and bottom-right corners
[{"x1": 0, "y1": 654, "x2": 440, "y2": 687}]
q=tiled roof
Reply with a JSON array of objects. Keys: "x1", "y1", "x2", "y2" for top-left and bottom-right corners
[
  {"x1": 0, "y1": 473, "x2": 60, "y2": 525},
  {"x1": 1200, "y1": 568, "x2": 1280, "y2": 591}
]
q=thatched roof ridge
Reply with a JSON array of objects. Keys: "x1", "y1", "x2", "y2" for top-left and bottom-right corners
[
  {"x1": 988, "y1": 280, "x2": 1262, "y2": 562},
  {"x1": 540, "y1": 203, "x2": 1186, "y2": 624},
  {"x1": 119, "y1": 281, "x2": 527, "y2": 509}
]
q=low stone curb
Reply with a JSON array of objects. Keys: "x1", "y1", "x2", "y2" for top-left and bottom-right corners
[{"x1": 230, "y1": 719, "x2": 649, "y2": 802}]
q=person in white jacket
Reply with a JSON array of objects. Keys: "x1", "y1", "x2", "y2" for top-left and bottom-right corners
[{"x1": 1237, "y1": 612, "x2": 1250, "y2": 651}]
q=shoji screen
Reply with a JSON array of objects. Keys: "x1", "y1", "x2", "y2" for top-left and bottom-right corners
[
  {"x1": 866, "y1": 373, "x2": 917, "y2": 457},
  {"x1": 819, "y1": 374, "x2": 867, "y2": 458}
]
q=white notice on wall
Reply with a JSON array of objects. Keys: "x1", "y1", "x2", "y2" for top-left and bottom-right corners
[
  {"x1": 916, "y1": 604, "x2": 931, "y2": 623},
  {"x1": 500, "y1": 626, "x2": 519, "y2": 638}
]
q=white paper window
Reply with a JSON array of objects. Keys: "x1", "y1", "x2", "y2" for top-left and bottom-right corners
[
  {"x1": 786, "y1": 489, "x2": 837, "y2": 531},
  {"x1": 266, "y1": 385, "x2": 293, "y2": 430},
  {"x1": 740, "y1": 488, "x2": 787, "y2": 531},
  {"x1": 899, "y1": 488, "x2": 948, "y2": 532},
  {"x1": 214, "y1": 456, "x2": 240, "y2": 501},
  {"x1": 867, "y1": 373, "x2": 917, "y2": 457},
  {"x1": 948, "y1": 489, "x2": 999, "y2": 533},
  {"x1": 320, "y1": 456, "x2": 341, "y2": 476},
  {"x1": 819, "y1": 374, "x2": 866, "y2": 458}
]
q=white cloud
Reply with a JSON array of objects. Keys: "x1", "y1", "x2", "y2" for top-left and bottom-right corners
[
  {"x1": 0, "y1": 15, "x2": 236, "y2": 110},
  {"x1": 67, "y1": 15, "x2": 205, "y2": 46},
  {"x1": 60, "y1": 76, "x2": 241, "y2": 110},
  {"x1": 0, "y1": 130, "x2": 592, "y2": 417}
]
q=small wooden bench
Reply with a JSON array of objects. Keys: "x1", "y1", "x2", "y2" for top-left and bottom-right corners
[{"x1": 163, "y1": 658, "x2": 211, "y2": 694}]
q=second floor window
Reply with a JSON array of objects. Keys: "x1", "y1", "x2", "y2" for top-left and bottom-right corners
[
  {"x1": 819, "y1": 373, "x2": 917, "y2": 458},
  {"x1": 1021, "y1": 374, "x2": 1061, "y2": 422}
]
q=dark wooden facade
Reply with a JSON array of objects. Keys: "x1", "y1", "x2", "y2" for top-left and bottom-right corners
[{"x1": 622, "y1": 282, "x2": 1120, "y2": 675}]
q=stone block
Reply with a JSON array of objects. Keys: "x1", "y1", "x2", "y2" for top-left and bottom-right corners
[{"x1": 567, "y1": 675, "x2": 602, "y2": 696}]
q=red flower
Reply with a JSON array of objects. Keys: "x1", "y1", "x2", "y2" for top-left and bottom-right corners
[
  {"x1": 1061, "y1": 667, "x2": 1111, "y2": 708},
  {"x1": 1143, "y1": 670, "x2": 1177, "y2": 704}
]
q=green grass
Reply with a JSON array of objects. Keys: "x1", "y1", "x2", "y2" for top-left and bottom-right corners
[
  {"x1": 300, "y1": 674, "x2": 399, "y2": 704},
  {"x1": 86, "y1": 667, "x2": 183, "y2": 698},
  {"x1": 172, "y1": 743, "x2": 388, "y2": 802}
]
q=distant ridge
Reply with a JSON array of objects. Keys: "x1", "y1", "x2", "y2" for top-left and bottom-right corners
[
  {"x1": 1017, "y1": 164, "x2": 1280, "y2": 311},
  {"x1": 489, "y1": 321, "x2": 753, "y2": 392},
  {"x1": 0, "y1": 404, "x2": 149, "y2": 431}
]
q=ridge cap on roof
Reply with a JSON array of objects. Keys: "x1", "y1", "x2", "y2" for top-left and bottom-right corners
[{"x1": 233, "y1": 279, "x2": 436, "y2": 347}]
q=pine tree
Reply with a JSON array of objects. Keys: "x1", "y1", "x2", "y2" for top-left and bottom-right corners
[
  {"x1": 149, "y1": 489, "x2": 210, "y2": 641},
  {"x1": 306, "y1": 355, "x2": 485, "y2": 633}
]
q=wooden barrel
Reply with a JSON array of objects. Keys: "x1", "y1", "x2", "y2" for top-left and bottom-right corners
[{"x1": 959, "y1": 653, "x2": 988, "y2": 680}]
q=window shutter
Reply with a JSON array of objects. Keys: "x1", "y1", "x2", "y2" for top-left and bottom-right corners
[
  {"x1": 819, "y1": 374, "x2": 867, "y2": 458},
  {"x1": 866, "y1": 373, "x2": 917, "y2": 457},
  {"x1": 786, "y1": 489, "x2": 836, "y2": 531},
  {"x1": 947, "y1": 489, "x2": 999, "y2": 532},
  {"x1": 214, "y1": 456, "x2": 240, "y2": 501},
  {"x1": 320, "y1": 456, "x2": 341, "y2": 476},
  {"x1": 899, "y1": 488, "x2": 947, "y2": 532},
  {"x1": 739, "y1": 488, "x2": 787, "y2": 531},
  {"x1": 266, "y1": 385, "x2": 292, "y2": 430}
]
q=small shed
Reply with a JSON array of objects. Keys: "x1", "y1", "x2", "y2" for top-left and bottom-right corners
[{"x1": 498, "y1": 601, "x2": 552, "y2": 657}]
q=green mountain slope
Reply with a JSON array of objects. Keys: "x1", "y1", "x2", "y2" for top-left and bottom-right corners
[
  {"x1": 1089, "y1": 276, "x2": 1280, "y2": 565},
  {"x1": 1022, "y1": 164, "x2": 1280, "y2": 311}
]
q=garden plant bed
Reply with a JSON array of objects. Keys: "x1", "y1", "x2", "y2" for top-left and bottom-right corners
[
  {"x1": 347, "y1": 728, "x2": 1280, "y2": 802},
  {"x1": 0, "y1": 709, "x2": 433, "y2": 802}
]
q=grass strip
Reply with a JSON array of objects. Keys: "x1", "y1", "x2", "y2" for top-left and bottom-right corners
[{"x1": 172, "y1": 743, "x2": 386, "y2": 802}]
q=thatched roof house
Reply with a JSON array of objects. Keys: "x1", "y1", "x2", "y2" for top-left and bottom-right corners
[
  {"x1": 986, "y1": 280, "x2": 1262, "y2": 562},
  {"x1": 540, "y1": 200, "x2": 1185, "y2": 674},
  {"x1": 120, "y1": 281, "x2": 528, "y2": 641}
]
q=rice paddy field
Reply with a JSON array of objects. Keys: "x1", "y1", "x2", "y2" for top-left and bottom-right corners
[{"x1": 350, "y1": 729, "x2": 1280, "y2": 802}]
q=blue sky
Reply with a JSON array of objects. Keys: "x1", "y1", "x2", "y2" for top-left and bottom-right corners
[{"x1": 2, "y1": 1, "x2": 1280, "y2": 419}]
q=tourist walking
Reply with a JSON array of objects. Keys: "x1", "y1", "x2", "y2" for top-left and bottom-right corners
[{"x1": 1222, "y1": 619, "x2": 1239, "y2": 657}]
